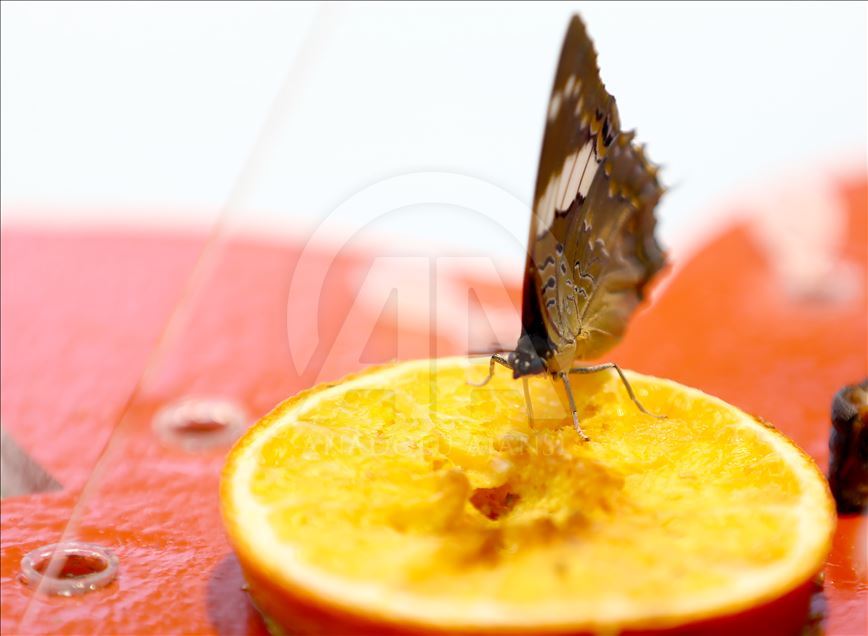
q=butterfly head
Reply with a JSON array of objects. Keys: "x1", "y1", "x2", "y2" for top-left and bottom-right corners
[{"x1": 508, "y1": 333, "x2": 547, "y2": 378}]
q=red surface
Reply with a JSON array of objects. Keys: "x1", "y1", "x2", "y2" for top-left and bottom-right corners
[{"x1": 1, "y1": 176, "x2": 866, "y2": 635}]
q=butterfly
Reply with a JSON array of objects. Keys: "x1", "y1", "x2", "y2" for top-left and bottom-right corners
[{"x1": 473, "y1": 15, "x2": 666, "y2": 440}]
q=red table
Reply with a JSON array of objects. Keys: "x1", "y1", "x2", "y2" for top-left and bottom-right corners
[{"x1": 1, "y1": 176, "x2": 865, "y2": 634}]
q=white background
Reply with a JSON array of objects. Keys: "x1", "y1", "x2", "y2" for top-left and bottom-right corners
[{"x1": 2, "y1": 1, "x2": 866, "y2": 261}]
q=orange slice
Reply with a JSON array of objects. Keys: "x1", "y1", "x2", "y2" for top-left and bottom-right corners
[{"x1": 220, "y1": 357, "x2": 835, "y2": 634}]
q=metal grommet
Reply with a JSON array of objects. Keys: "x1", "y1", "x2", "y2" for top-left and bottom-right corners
[
  {"x1": 152, "y1": 398, "x2": 248, "y2": 452},
  {"x1": 20, "y1": 542, "x2": 118, "y2": 596}
]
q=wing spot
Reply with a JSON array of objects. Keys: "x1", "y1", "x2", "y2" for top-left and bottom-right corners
[
  {"x1": 548, "y1": 92, "x2": 563, "y2": 121},
  {"x1": 575, "y1": 97, "x2": 585, "y2": 116},
  {"x1": 536, "y1": 140, "x2": 596, "y2": 234},
  {"x1": 578, "y1": 146, "x2": 599, "y2": 198},
  {"x1": 559, "y1": 142, "x2": 593, "y2": 210}
]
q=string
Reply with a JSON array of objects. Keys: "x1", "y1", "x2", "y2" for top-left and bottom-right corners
[{"x1": 19, "y1": 3, "x2": 338, "y2": 627}]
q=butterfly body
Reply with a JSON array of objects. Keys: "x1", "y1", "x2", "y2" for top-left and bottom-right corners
[{"x1": 475, "y1": 15, "x2": 665, "y2": 437}]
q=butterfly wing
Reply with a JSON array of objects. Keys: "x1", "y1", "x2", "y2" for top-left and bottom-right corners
[{"x1": 521, "y1": 15, "x2": 665, "y2": 373}]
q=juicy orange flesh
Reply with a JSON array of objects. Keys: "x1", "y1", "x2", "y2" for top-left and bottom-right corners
[{"x1": 250, "y1": 363, "x2": 802, "y2": 606}]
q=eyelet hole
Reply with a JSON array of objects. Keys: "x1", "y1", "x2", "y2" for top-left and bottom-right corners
[
  {"x1": 152, "y1": 398, "x2": 247, "y2": 452},
  {"x1": 20, "y1": 542, "x2": 118, "y2": 596}
]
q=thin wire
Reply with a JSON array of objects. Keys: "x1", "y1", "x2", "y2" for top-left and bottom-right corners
[{"x1": 20, "y1": 2, "x2": 337, "y2": 626}]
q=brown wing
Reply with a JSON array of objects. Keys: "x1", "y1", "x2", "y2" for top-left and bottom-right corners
[{"x1": 521, "y1": 15, "x2": 665, "y2": 372}]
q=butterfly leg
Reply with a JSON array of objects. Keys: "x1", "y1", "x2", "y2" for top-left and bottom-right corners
[
  {"x1": 568, "y1": 363, "x2": 664, "y2": 418},
  {"x1": 467, "y1": 353, "x2": 512, "y2": 387},
  {"x1": 521, "y1": 376, "x2": 535, "y2": 427},
  {"x1": 558, "y1": 372, "x2": 590, "y2": 441}
]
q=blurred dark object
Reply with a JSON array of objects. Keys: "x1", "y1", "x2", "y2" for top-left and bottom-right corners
[
  {"x1": 828, "y1": 379, "x2": 868, "y2": 514},
  {"x1": 0, "y1": 426, "x2": 62, "y2": 499}
]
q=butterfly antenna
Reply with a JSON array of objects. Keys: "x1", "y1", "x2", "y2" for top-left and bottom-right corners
[
  {"x1": 558, "y1": 372, "x2": 590, "y2": 441},
  {"x1": 569, "y1": 363, "x2": 665, "y2": 419},
  {"x1": 467, "y1": 353, "x2": 512, "y2": 387}
]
